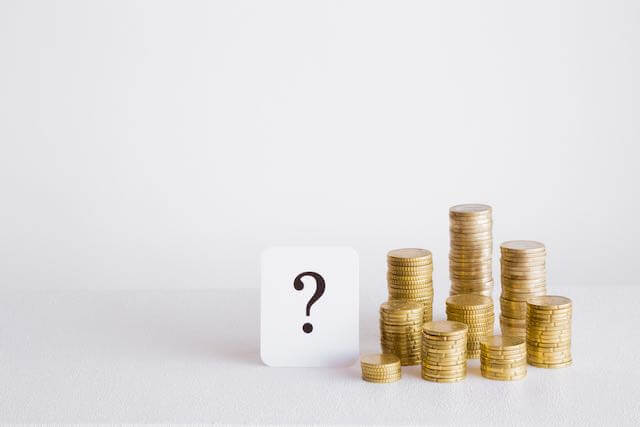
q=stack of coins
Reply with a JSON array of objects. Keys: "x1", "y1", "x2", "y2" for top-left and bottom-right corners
[
  {"x1": 449, "y1": 204, "x2": 494, "y2": 297},
  {"x1": 526, "y1": 296, "x2": 572, "y2": 368},
  {"x1": 500, "y1": 241, "x2": 547, "y2": 338},
  {"x1": 421, "y1": 320, "x2": 468, "y2": 383},
  {"x1": 360, "y1": 354, "x2": 402, "y2": 383},
  {"x1": 387, "y1": 248, "x2": 434, "y2": 320},
  {"x1": 445, "y1": 294, "x2": 494, "y2": 358},
  {"x1": 379, "y1": 301, "x2": 424, "y2": 365},
  {"x1": 480, "y1": 336, "x2": 527, "y2": 381}
]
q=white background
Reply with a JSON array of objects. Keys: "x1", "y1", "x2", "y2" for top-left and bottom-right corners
[{"x1": 1, "y1": 0, "x2": 638, "y2": 292}]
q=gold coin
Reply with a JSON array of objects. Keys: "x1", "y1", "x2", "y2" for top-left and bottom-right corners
[
  {"x1": 362, "y1": 376, "x2": 401, "y2": 383},
  {"x1": 450, "y1": 203, "x2": 492, "y2": 216},
  {"x1": 361, "y1": 366, "x2": 401, "y2": 374},
  {"x1": 446, "y1": 304, "x2": 495, "y2": 312},
  {"x1": 501, "y1": 277, "x2": 547, "y2": 285},
  {"x1": 501, "y1": 257, "x2": 546, "y2": 266},
  {"x1": 500, "y1": 240, "x2": 545, "y2": 252},
  {"x1": 450, "y1": 217, "x2": 492, "y2": 225},
  {"x1": 362, "y1": 374, "x2": 402, "y2": 382},
  {"x1": 422, "y1": 360, "x2": 466, "y2": 368},
  {"x1": 479, "y1": 335, "x2": 525, "y2": 349},
  {"x1": 501, "y1": 264, "x2": 546, "y2": 273},
  {"x1": 527, "y1": 295, "x2": 571, "y2": 309},
  {"x1": 451, "y1": 241, "x2": 493, "y2": 250},
  {"x1": 422, "y1": 331, "x2": 467, "y2": 341},
  {"x1": 527, "y1": 353, "x2": 572, "y2": 361},
  {"x1": 502, "y1": 272, "x2": 547, "y2": 281},
  {"x1": 421, "y1": 370, "x2": 467, "y2": 380},
  {"x1": 449, "y1": 252, "x2": 493, "y2": 261},
  {"x1": 450, "y1": 227, "x2": 492, "y2": 235},
  {"x1": 360, "y1": 353, "x2": 401, "y2": 367},
  {"x1": 451, "y1": 278, "x2": 494, "y2": 286},
  {"x1": 446, "y1": 294, "x2": 493, "y2": 308},
  {"x1": 388, "y1": 268, "x2": 433, "y2": 277},
  {"x1": 380, "y1": 300, "x2": 424, "y2": 312},
  {"x1": 423, "y1": 320, "x2": 469, "y2": 336},
  {"x1": 527, "y1": 359, "x2": 572, "y2": 369},
  {"x1": 449, "y1": 253, "x2": 493, "y2": 262},
  {"x1": 527, "y1": 307, "x2": 573, "y2": 315},
  {"x1": 450, "y1": 269, "x2": 493, "y2": 277},
  {"x1": 450, "y1": 259, "x2": 493, "y2": 267},
  {"x1": 450, "y1": 265, "x2": 493, "y2": 274},
  {"x1": 388, "y1": 248, "x2": 432, "y2": 261}
]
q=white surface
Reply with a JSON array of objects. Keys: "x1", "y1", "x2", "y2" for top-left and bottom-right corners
[
  {"x1": 260, "y1": 247, "x2": 358, "y2": 367},
  {"x1": 1, "y1": 0, "x2": 639, "y2": 291},
  {"x1": 2, "y1": 286, "x2": 639, "y2": 424}
]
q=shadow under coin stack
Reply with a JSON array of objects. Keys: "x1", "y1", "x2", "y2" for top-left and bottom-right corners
[
  {"x1": 360, "y1": 354, "x2": 402, "y2": 383},
  {"x1": 500, "y1": 241, "x2": 547, "y2": 338},
  {"x1": 421, "y1": 320, "x2": 468, "y2": 383},
  {"x1": 449, "y1": 204, "x2": 494, "y2": 297},
  {"x1": 526, "y1": 296, "x2": 572, "y2": 368},
  {"x1": 480, "y1": 336, "x2": 527, "y2": 381},
  {"x1": 387, "y1": 249, "x2": 434, "y2": 321},
  {"x1": 379, "y1": 301, "x2": 424, "y2": 366},
  {"x1": 446, "y1": 294, "x2": 495, "y2": 358}
]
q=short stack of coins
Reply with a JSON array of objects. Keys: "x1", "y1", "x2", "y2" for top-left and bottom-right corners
[
  {"x1": 449, "y1": 204, "x2": 494, "y2": 297},
  {"x1": 526, "y1": 296, "x2": 572, "y2": 368},
  {"x1": 446, "y1": 294, "x2": 495, "y2": 359},
  {"x1": 360, "y1": 354, "x2": 402, "y2": 383},
  {"x1": 480, "y1": 336, "x2": 527, "y2": 381},
  {"x1": 387, "y1": 248, "x2": 434, "y2": 321},
  {"x1": 500, "y1": 240, "x2": 547, "y2": 338},
  {"x1": 421, "y1": 320, "x2": 468, "y2": 383},
  {"x1": 379, "y1": 301, "x2": 424, "y2": 365}
]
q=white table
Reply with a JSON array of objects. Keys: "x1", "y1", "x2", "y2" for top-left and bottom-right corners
[{"x1": 1, "y1": 286, "x2": 638, "y2": 424}]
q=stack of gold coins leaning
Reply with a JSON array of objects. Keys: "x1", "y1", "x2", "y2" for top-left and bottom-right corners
[
  {"x1": 480, "y1": 336, "x2": 527, "y2": 381},
  {"x1": 526, "y1": 296, "x2": 572, "y2": 368},
  {"x1": 500, "y1": 241, "x2": 547, "y2": 338},
  {"x1": 387, "y1": 248, "x2": 434, "y2": 321},
  {"x1": 379, "y1": 301, "x2": 424, "y2": 366},
  {"x1": 421, "y1": 320, "x2": 468, "y2": 383},
  {"x1": 360, "y1": 354, "x2": 402, "y2": 383},
  {"x1": 446, "y1": 294, "x2": 495, "y2": 358},
  {"x1": 449, "y1": 204, "x2": 494, "y2": 297}
]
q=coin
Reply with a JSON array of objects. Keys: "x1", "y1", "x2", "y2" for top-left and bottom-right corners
[
  {"x1": 528, "y1": 295, "x2": 572, "y2": 309},
  {"x1": 388, "y1": 248, "x2": 432, "y2": 262},
  {"x1": 500, "y1": 240, "x2": 545, "y2": 252},
  {"x1": 450, "y1": 203, "x2": 492, "y2": 215}
]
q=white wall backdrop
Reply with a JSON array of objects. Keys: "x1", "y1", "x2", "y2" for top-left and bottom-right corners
[{"x1": 0, "y1": 0, "x2": 638, "y2": 292}]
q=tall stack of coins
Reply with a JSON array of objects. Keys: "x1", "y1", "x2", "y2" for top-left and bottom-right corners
[
  {"x1": 421, "y1": 320, "x2": 468, "y2": 383},
  {"x1": 526, "y1": 296, "x2": 572, "y2": 368},
  {"x1": 360, "y1": 354, "x2": 402, "y2": 383},
  {"x1": 446, "y1": 294, "x2": 494, "y2": 358},
  {"x1": 449, "y1": 204, "x2": 494, "y2": 297},
  {"x1": 500, "y1": 241, "x2": 547, "y2": 338},
  {"x1": 387, "y1": 248, "x2": 434, "y2": 320},
  {"x1": 480, "y1": 336, "x2": 527, "y2": 381},
  {"x1": 379, "y1": 301, "x2": 424, "y2": 366}
]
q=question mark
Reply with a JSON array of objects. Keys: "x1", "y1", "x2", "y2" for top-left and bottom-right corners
[{"x1": 293, "y1": 271, "x2": 326, "y2": 334}]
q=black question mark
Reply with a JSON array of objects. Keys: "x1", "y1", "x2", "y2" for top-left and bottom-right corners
[{"x1": 293, "y1": 271, "x2": 326, "y2": 334}]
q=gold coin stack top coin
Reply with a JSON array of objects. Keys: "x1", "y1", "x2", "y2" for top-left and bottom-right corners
[
  {"x1": 421, "y1": 320, "x2": 468, "y2": 383},
  {"x1": 449, "y1": 204, "x2": 494, "y2": 297},
  {"x1": 445, "y1": 294, "x2": 495, "y2": 359},
  {"x1": 387, "y1": 248, "x2": 434, "y2": 320},
  {"x1": 526, "y1": 296, "x2": 572, "y2": 368},
  {"x1": 500, "y1": 240, "x2": 547, "y2": 338},
  {"x1": 360, "y1": 353, "x2": 402, "y2": 383},
  {"x1": 379, "y1": 300, "x2": 424, "y2": 366},
  {"x1": 480, "y1": 336, "x2": 527, "y2": 381}
]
